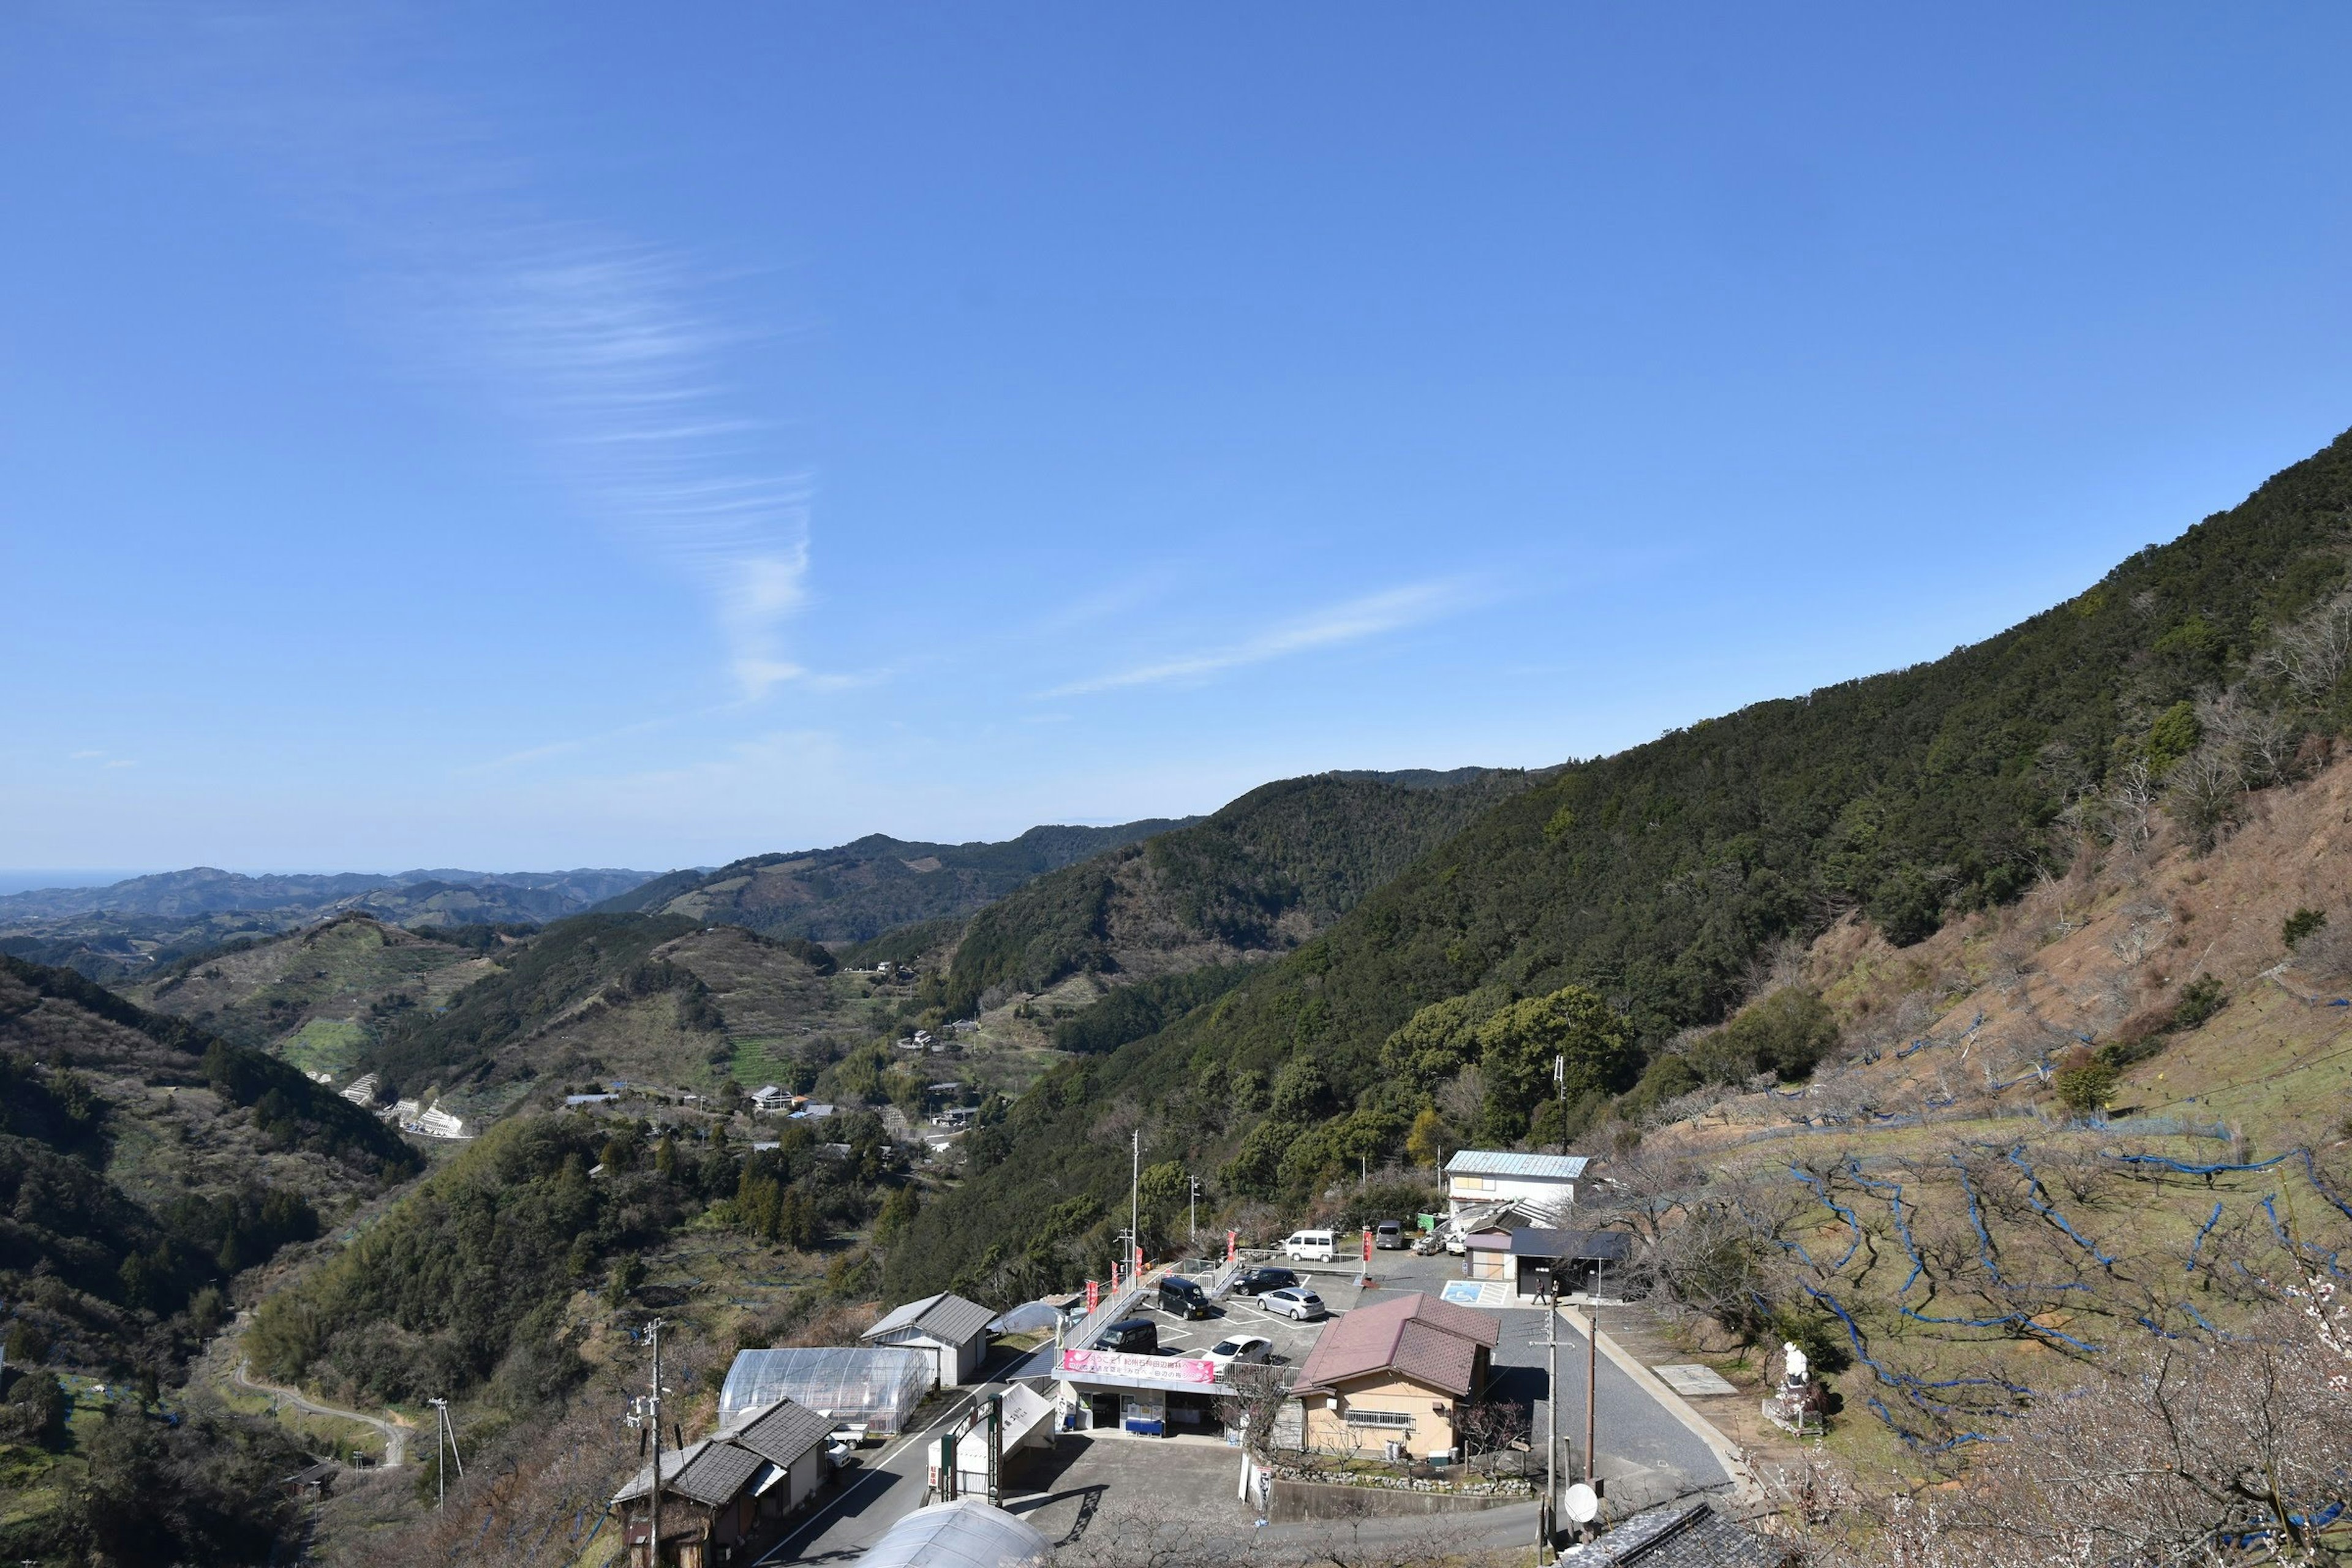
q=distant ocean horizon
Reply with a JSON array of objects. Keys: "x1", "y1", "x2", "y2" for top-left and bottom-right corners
[{"x1": 0, "y1": 870, "x2": 162, "y2": 896}]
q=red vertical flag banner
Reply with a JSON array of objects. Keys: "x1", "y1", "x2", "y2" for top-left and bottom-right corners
[
  {"x1": 1362, "y1": 1230, "x2": 1373, "y2": 1264},
  {"x1": 1226, "y1": 1230, "x2": 1237, "y2": 1263},
  {"x1": 1086, "y1": 1280, "x2": 1100, "y2": 1313}
]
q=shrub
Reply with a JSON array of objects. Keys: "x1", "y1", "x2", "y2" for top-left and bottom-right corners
[
  {"x1": 2172, "y1": 973, "x2": 2225, "y2": 1030},
  {"x1": 2052, "y1": 1047, "x2": 2120, "y2": 1117},
  {"x1": 2285, "y1": 908, "x2": 2329, "y2": 949}
]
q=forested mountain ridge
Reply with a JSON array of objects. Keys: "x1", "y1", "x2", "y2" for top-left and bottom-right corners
[
  {"x1": 935, "y1": 768, "x2": 1534, "y2": 1018},
  {"x1": 595, "y1": 818, "x2": 1191, "y2": 943},
  {"x1": 885, "y1": 426, "x2": 2352, "y2": 1302}
]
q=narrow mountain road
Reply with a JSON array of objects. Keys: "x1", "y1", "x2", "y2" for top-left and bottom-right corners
[{"x1": 234, "y1": 1359, "x2": 412, "y2": 1467}]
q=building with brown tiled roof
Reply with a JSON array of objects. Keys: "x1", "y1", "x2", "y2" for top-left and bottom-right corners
[{"x1": 1289, "y1": 1291, "x2": 1500, "y2": 1460}]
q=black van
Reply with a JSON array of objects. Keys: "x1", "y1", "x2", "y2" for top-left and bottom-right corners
[
  {"x1": 1098, "y1": 1317, "x2": 1159, "y2": 1353},
  {"x1": 1158, "y1": 1275, "x2": 1212, "y2": 1320}
]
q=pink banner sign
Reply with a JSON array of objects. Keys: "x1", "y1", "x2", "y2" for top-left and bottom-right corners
[{"x1": 1058, "y1": 1348, "x2": 1216, "y2": 1384}]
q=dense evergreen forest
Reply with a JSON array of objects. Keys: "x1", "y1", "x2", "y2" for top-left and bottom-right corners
[
  {"x1": 937, "y1": 769, "x2": 1531, "y2": 1016},
  {"x1": 886, "y1": 427, "x2": 2352, "y2": 1302}
]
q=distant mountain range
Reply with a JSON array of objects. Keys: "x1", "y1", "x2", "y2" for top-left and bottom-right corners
[
  {"x1": 597, "y1": 820, "x2": 1197, "y2": 943},
  {"x1": 0, "y1": 865, "x2": 662, "y2": 923}
]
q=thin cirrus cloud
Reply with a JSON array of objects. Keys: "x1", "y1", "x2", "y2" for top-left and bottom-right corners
[
  {"x1": 1041, "y1": 581, "x2": 1476, "y2": 698},
  {"x1": 104, "y1": 8, "x2": 818, "y2": 704},
  {"x1": 453, "y1": 232, "x2": 816, "y2": 699}
]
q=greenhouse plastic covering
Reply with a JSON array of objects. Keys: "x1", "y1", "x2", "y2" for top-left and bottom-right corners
[
  {"x1": 859, "y1": 1499, "x2": 1050, "y2": 1568},
  {"x1": 988, "y1": 1300, "x2": 1068, "y2": 1335},
  {"x1": 717, "y1": 1347, "x2": 932, "y2": 1433}
]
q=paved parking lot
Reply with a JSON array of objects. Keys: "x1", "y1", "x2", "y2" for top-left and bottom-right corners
[{"x1": 999, "y1": 1431, "x2": 1249, "y2": 1545}]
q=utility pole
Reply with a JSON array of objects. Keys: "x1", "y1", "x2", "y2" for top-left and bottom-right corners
[
  {"x1": 428, "y1": 1397, "x2": 462, "y2": 1511},
  {"x1": 649, "y1": 1319, "x2": 665, "y2": 1567},
  {"x1": 1585, "y1": 1264, "x2": 1599, "y2": 1492},
  {"x1": 1542, "y1": 1287, "x2": 1558, "y2": 1562},
  {"x1": 1188, "y1": 1175, "x2": 1200, "y2": 1243},
  {"x1": 1130, "y1": 1129, "x2": 1142, "y2": 1279},
  {"x1": 1553, "y1": 1054, "x2": 1566, "y2": 1153}
]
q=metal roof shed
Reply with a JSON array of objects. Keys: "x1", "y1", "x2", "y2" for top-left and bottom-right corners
[{"x1": 717, "y1": 1347, "x2": 933, "y2": 1434}]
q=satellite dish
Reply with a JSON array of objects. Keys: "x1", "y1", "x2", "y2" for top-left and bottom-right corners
[{"x1": 1564, "y1": 1482, "x2": 1600, "y2": 1524}]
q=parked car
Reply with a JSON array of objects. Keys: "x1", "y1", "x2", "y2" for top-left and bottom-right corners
[
  {"x1": 1280, "y1": 1229, "x2": 1336, "y2": 1262},
  {"x1": 1205, "y1": 1333, "x2": 1273, "y2": 1374},
  {"x1": 1097, "y1": 1317, "x2": 1160, "y2": 1353},
  {"x1": 1229, "y1": 1266, "x2": 1300, "y2": 1297},
  {"x1": 1373, "y1": 1221, "x2": 1407, "y2": 1251},
  {"x1": 1412, "y1": 1231, "x2": 1444, "y2": 1256},
  {"x1": 1158, "y1": 1275, "x2": 1212, "y2": 1320},
  {"x1": 1444, "y1": 1232, "x2": 1466, "y2": 1256},
  {"x1": 1261, "y1": 1287, "x2": 1327, "y2": 1321}
]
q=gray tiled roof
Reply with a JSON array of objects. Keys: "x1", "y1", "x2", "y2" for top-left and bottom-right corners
[
  {"x1": 728, "y1": 1398, "x2": 835, "y2": 1467},
  {"x1": 672, "y1": 1441, "x2": 765, "y2": 1507},
  {"x1": 1558, "y1": 1501, "x2": 1793, "y2": 1567},
  {"x1": 863, "y1": 1290, "x2": 997, "y2": 1346}
]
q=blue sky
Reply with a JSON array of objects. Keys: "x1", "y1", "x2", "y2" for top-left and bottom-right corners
[{"x1": 7, "y1": 5, "x2": 2352, "y2": 874}]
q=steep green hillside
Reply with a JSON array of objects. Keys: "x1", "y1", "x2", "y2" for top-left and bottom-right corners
[
  {"x1": 888, "y1": 427, "x2": 2352, "y2": 1301},
  {"x1": 0, "y1": 956, "x2": 417, "y2": 1560},
  {"x1": 937, "y1": 769, "x2": 1531, "y2": 1016},
  {"x1": 355, "y1": 914, "x2": 875, "y2": 1119},
  {"x1": 600, "y1": 818, "x2": 1191, "y2": 943},
  {"x1": 123, "y1": 914, "x2": 495, "y2": 1078}
]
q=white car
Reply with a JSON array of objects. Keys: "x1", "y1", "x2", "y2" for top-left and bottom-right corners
[
  {"x1": 1261, "y1": 1287, "x2": 1327, "y2": 1321},
  {"x1": 1205, "y1": 1333, "x2": 1273, "y2": 1374},
  {"x1": 1444, "y1": 1233, "x2": 1466, "y2": 1256}
]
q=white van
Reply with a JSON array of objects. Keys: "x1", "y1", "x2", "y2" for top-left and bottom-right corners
[{"x1": 1280, "y1": 1229, "x2": 1336, "y2": 1262}]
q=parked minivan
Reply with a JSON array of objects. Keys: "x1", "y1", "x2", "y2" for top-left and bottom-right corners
[
  {"x1": 1373, "y1": 1221, "x2": 1407, "y2": 1251},
  {"x1": 1280, "y1": 1229, "x2": 1336, "y2": 1262},
  {"x1": 1097, "y1": 1317, "x2": 1159, "y2": 1354},
  {"x1": 1158, "y1": 1275, "x2": 1212, "y2": 1320}
]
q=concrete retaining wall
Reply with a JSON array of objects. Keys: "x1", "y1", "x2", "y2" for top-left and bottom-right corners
[{"x1": 1268, "y1": 1477, "x2": 1529, "y2": 1523}]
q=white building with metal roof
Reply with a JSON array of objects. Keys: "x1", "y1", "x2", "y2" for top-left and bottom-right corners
[
  {"x1": 861, "y1": 1291, "x2": 998, "y2": 1387},
  {"x1": 1443, "y1": 1149, "x2": 1591, "y2": 1219}
]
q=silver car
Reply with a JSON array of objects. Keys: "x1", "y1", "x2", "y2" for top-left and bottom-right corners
[{"x1": 1261, "y1": 1287, "x2": 1327, "y2": 1321}]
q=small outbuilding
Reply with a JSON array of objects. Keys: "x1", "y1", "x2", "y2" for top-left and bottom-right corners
[
  {"x1": 612, "y1": 1396, "x2": 835, "y2": 1568},
  {"x1": 862, "y1": 1291, "x2": 998, "y2": 1387},
  {"x1": 1444, "y1": 1150, "x2": 1590, "y2": 1219},
  {"x1": 1290, "y1": 1291, "x2": 1500, "y2": 1460}
]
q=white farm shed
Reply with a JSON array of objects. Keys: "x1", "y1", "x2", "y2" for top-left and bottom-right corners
[
  {"x1": 862, "y1": 1291, "x2": 997, "y2": 1387},
  {"x1": 1444, "y1": 1150, "x2": 1590, "y2": 1220}
]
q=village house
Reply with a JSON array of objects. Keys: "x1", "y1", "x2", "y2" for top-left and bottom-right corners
[
  {"x1": 1288, "y1": 1291, "x2": 1499, "y2": 1460},
  {"x1": 1444, "y1": 1150, "x2": 1589, "y2": 1221},
  {"x1": 861, "y1": 1291, "x2": 997, "y2": 1387},
  {"x1": 613, "y1": 1396, "x2": 835, "y2": 1568},
  {"x1": 749, "y1": 1084, "x2": 794, "y2": 1115}
]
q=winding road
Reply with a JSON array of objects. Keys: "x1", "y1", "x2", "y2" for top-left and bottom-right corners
[{"x1": 234, "y1": 1359, "x2": 412, "y2": 1467}]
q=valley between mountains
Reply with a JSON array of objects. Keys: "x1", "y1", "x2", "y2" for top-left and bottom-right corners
[{"x1": 10, "y1": 431, "x2": 2352, "y2": 1563}]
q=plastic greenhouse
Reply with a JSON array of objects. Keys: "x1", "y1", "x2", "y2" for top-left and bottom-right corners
[{"x1": 717, "y1": 1347, "x2": 933, "y2": 1434}]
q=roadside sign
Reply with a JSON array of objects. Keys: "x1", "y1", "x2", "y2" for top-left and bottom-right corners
[
  {"x1": 1086, "y1": 1280, "x2": 1100, "y2": 1313},
  {"x1": 1060, "y1": 1348, "x2": 1215, "y2": 1384},
  {"x1": 1226, "y1": 1230, "x2": 1237, "y2": 1262},
  {"x1": 1362, "y1": 1229, "x2": 1373, "y2": 1264}
]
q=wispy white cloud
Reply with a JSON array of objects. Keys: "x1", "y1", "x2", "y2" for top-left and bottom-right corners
[
  {"x1": 101, "y1": 9, "x2": 818, "y2": 703},
  {"x1": 1042, "y1": 581, "x2": 1474, "y2": 698},
  {"x1": 451, "y1": 233, "x2": 815, "y2": 698}
]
